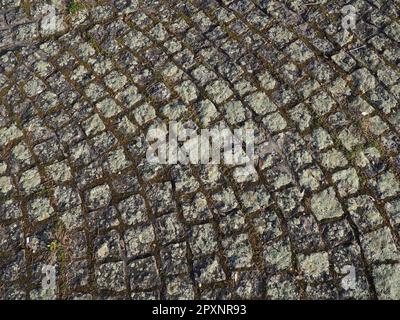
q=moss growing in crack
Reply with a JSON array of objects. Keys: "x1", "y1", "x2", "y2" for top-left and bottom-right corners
[
  {"x1": 83, "y1": 32, "x2": 110, "y2": 57},
  {"x1": 68, "y1": 0, "x2": 85, "y2": 14},
  {"x1": 47, "y1": 222, "x2": 72, "y2": 298},
  {"x1": 36, "y1": 187, "x2": 52, "y2": 198},
  {"x1": 21, "y1": 1, "x2": 32, "y2": 16},
  {"x1": 48, "y1": 240, "x2": 61, "y2": 253}
]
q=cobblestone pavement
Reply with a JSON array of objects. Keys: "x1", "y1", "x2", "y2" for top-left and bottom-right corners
[{"x1": 0, "y1": 0, "x2": 399, "y2": 300}]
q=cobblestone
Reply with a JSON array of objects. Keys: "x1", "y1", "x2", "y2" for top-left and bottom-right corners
[{"x1": 0, "y1": 0, "x2": 399, "y2": 300}]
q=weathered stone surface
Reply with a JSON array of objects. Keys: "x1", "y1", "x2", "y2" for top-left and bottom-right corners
[
  {"x1": 0, "y1": 0, "x2": 399, "y2": 301},
  {"x1": 298, "y1": 252, "x2": 330, "y2": 282},
  {"x1": 311, "y1": 188, "x2": 344, "y2": 221},
  {"x1": 95, "y1": 262, "x2": 126, "y2": 292},
  {"x1": 373, "y1": 264, "x2": 400, "y2": 299},
  {"x1": 361, "y1": 227, "x2": 400, "y2": 263}
]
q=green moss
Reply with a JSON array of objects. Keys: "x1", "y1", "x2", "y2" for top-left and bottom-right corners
[
  {"x1": 48, "y1": 240, "x2": 61, "y2": 253},
  {"x1": 68, "y1": 0, "x2": 85, "y2": 14},
  {"x1": 83, "y1": 32, "x2": 110, "y2": 57},
  {"x1": 36, "y1": 187, "x2": 52, "y2": 197},
  {"x1": 21, "y1": 1, "x2": 32, "y2": 16}
]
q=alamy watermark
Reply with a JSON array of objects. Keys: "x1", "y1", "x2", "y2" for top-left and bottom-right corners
[
  {"x1": 41, "y1": 264, "x2": 57, "y2": 294},
  {"x1": 340, "y1": 265, "x2": 357, "y2": 291},
  {"x1": 341, "y1": 4, "x2": 357, "y2": 41},
  {"x1": 146, "y1": 122, "x2": 255, "y2": 169},
  {"x1": 39, "y1": 4, "x2": 58, "y2": 35}
]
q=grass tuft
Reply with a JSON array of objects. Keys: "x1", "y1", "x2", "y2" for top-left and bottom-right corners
[{"x1": 68, "y1": 0, "x2": 85, "y2": 14}]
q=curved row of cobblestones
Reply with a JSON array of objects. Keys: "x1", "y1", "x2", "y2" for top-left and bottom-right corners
[{"x1": 0, "y1": 0, "x2": 399, "y2": 300}]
